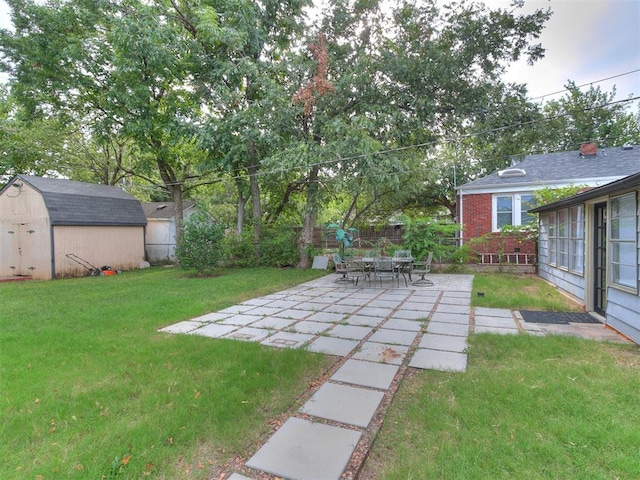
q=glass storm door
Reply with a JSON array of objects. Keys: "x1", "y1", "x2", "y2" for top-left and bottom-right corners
[{"x1": 593, "y1": 203, "x2": 607, "y2": 315}]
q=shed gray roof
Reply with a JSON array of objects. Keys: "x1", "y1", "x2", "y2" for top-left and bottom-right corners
[
  {"x1": 142, "y1": 201, "x2": 196, "y2": 219},
  {"x1": 9, "y1": 175, "x2": 147, "y2": 226},
  {"x1": 457, "y1": 145, "x2": 640, "y2": 191}
]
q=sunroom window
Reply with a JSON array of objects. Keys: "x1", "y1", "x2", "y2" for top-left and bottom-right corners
[{"x1": 610, "y1": 193, "x2": 637, "y2": 290}]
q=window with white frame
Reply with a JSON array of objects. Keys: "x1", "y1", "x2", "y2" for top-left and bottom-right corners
[
  {"x1": 610, "y1": 193, "x2": 637, "y2": 290},
  {"x1": 569, "y1": 205, "x2": 584, "y2": 273},
  {"x1": 557, "y1": 208, "x2": 569, "y2": 268},
  {"x1": 548, "y1": 211, "x2": 557, "y2": 265},
  {"x1": 493, "y1": 193, "x2": 537, "y2": 231},
  {"x1": 546, "y1": 207, "x2": 584, "y2": 274}
]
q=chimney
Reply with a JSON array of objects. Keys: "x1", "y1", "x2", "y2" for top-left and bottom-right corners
[{"x1": 579, "y1": 142, "x2": 598, "y2": 157}]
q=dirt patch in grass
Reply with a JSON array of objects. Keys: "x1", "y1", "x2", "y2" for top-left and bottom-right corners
[{"x1": 606, "y1": 345, "x2": 640, "y2": 369}]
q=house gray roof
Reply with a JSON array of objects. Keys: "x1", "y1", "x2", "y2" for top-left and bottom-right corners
[
  {"x1": 531, "y1": 171, "x2": 640, "y2": 213},
  {"x1": 142, "y1": 201, "x2": 196, "y2": 219},
  {"x1": 457, "y1": 145, "x2": 640, "y2": 191},
  {"x1": 9, "y1": 175, "x2": 147, "y2": 226}
]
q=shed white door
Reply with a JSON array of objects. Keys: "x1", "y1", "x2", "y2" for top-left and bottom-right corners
[{"x1": 8, "y1": 223, "x2": 35, "y2": 276}]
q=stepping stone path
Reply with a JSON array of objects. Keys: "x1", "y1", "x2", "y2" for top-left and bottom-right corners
[{"x1": 162, "y1": 273, "x2": 594, "y2": 479}]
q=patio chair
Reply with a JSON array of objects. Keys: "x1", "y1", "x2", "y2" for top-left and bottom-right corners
[
  {"x1": 375, "y1": 257, "x2": 406, "y2": 287},
  {"x1": 393, "y1": 249, "x2": 413, "y2": 281},
  {"x1": 412, "y1": 252, "x2": 434, "y2": 286},
  {"x1": 332, "y1": 253, "x2": 348, "y2": 282},
  {"x1": 345, "y1": 258, "x2": 370, "y2": 286}
]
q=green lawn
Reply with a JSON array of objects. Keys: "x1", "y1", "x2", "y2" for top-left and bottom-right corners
[
  {"x1": 362, "y1": 335, "x2": 640, "y2": 479},
  {"x1": 361, "y1": 274, "x2": 640, "y2": 479},
  {"x1": 0, "y1": 267, "x2": 331, "y2": 479},
  {"x1": 472, "y1": 273, "x2": 583, "y2": 311},
  {"x1": 3, "y1": 269, "x2": 638, "y2": 479}
]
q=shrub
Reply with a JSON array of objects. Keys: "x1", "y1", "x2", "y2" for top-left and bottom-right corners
[
  {"x1": 220, "y1": 231, "x2": 256, "y2": 267},
  {"x1": 402, "y1": 216, "x2": 460, "y2": 261},
  {"x1": 175, "y1": 211, "x2": 225, "y2": 274},
  {"x1": 259, "y1": 225, "x2": 299, "y2": 267}
]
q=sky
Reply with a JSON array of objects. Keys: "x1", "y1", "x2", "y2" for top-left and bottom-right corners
[{"x1": 0, "y1": 0, "x2": 639, "y2": 106}]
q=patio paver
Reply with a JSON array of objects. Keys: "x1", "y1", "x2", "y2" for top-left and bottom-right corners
[
  {"x1": 328, "y1": 324, "x2": 373, "y2": 340},
  {"x1": 419, "y1": 333, "x2": 468, "y2": 353},
  {"x1": 368, "y1": 328, "x2": 418, "y2": 346},
  {"x1": 306, "y1": 336, "x2": 360, "y2": 356},
  {"x1": 331, "y1": 359, "x2": 399, "y2": 389},
  {"x1": 224, "y1": 327, "x2": 272, "y2": 342},
  {"x1": 261, "y1": 332, "x2": 314, "y2": 349},
  {"x1": 426, "y1": 321, "x2": 469, "y2": 337},
  {"x1": 300, "y1": 382, "x2": 385, "y2": 428},
  {"x1": 245, "y1": 417, "x2": 361, "y2": 480},
  {"x1": 190, "y1": 323, "x2": 238, "y2": 338},
  {"x1": 409, "y1": 348, "x2": 468, "y2": 371},
  {"x1": 351, "y1": 342, "x2": 409, "y2": 365}
]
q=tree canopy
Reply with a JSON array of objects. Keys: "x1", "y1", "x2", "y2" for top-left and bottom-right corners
[{"x1": 1, "y1": 0, "x2": 638, "y2": 264}]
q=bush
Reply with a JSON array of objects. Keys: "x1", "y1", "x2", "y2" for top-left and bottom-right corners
[
  {"x1": 175, "y1": 211, "x2": 225, "y2": 274},
  {"x1": 259, "y1": 225, "x2": 299, "y2": 267},
  {"x1": 220, "y1": 231, "x2": 256, "y2": 267},
  {"x1": 402, "y1": 217, "x2": 460, "y2": 261}
]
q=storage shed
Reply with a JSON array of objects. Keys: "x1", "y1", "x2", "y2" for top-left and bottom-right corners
[
  {"x1": 142, "y1": 201, "x2": 196, "y2": 264},
  {"x1": 0, "y1": 175, "x2": 147, "y2": 280}
]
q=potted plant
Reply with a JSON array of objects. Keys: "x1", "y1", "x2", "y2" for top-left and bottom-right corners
[{"x1": 377, "y1": 237, "x2": 392, "y2": 256}]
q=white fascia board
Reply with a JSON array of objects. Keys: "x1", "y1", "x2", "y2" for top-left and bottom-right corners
[{"x1": 457, "y1": 176, "x2": 625, "y2": 195}]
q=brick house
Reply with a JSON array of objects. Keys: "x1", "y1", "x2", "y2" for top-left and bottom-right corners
[{"x1": 455, "y1": 144, "x2": 640, "y2": 264}]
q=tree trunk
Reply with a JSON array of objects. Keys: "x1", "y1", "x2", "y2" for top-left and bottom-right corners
[
  {"x1": 296, "y1": 165, "x2": 320, "y2": 268},
  {"x1": 247, "y1": 145, "x2": 262, "y2": 260},
  {"x1": 156, "y1": 157, "x2": 184, "y2": 245},
  {"x1": 234, "y1": 177, "x2": 247, "y2": 236}
]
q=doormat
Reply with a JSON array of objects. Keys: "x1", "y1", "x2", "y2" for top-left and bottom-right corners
[{"x1": 519, "y1": 310, "x2": 601, "y2": 325}]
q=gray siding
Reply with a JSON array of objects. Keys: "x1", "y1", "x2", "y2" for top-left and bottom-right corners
[
  {"x1": 606, "y1": 288, "x2": 640, "y2": 344},
  {"x1": 539, "y1": 266, "x2": 585, "y2": 302}
]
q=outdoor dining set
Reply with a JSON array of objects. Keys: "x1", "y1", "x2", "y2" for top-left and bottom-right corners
[{"x1": 332, "y1": 251, "x2": 434, "y2": 287}]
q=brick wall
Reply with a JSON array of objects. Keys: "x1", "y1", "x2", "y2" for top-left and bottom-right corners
[
  {"x1": 459, "y1": 192, "x2": 536, "y2": 263},
  {"x1": 460, "y1": 192, "x2": 492, "y2": 240}
]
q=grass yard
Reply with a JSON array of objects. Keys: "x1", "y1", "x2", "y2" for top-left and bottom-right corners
[
  {"x1": 361, "y1": 334, "x2": 640, "y2": 479},
  {"x1": 0, "y1": 267, "x2": 331, "y2": 479},
  {"x1": 361, "y1": 274, "x2": 640, "y2": 479},
  {"x1": 472, "y1": 273, "x2": 582, "y2": 311}
]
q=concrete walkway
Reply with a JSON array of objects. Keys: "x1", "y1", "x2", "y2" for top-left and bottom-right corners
[{"x1": 160, "y1": 273, "x2": 629, "y2": 480}]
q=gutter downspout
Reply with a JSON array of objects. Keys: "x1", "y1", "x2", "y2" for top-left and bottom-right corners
[
  {"x1": 49, "y1": 222, "x2": 56, "y2": 279},
  {"x1": 458, "y1": 189, "x2": 464, "y2": 246}
]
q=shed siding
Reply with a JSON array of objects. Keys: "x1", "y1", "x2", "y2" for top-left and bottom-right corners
[
  {"x1": 54, "y1": 226, "x2": 145, "y2": 278},
  {"x1": 0, "y1": 183, "x2": 53, "y2": 279},
  {"x1": 145, "y1": 218, "x2": 175, "y2": 263},
  {"x1": 606, "y1": 288, "x2": 640, "y2": 344}
]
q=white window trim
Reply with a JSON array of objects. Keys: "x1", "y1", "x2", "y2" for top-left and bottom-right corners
[
  {"x1": 608, "y1": 192, "x2": 638, "y2": 293},
  {"x1": 491, "y1": 193, "x2": 534, "y2": 231}
]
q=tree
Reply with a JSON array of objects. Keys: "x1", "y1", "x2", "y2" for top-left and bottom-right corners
[
  {"x1": 0, "y1": 85, "x2": 77, "y2": 181},
  {"x1": 0, "y1": 0, "x2": 261, "y2": 238},
  {"x1": 541, "y1": 82, "x2": 640, "y2": 151}
]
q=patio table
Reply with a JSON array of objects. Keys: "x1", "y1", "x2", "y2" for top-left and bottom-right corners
[{"x1": 353, "y1": 256, "x2": 413, "y2": 287}]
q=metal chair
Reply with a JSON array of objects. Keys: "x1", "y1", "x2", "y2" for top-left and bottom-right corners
[
  {"x1": 412, "y1": 252, "x2": 434, "y2": 286},
  {"x1": 393, "y1": 249, "x2": 413, "y2": 281},
  {"x1": 375, "y1": 257, "x2": 406, "y2": 287},
  {"x1": 345, "y1": 258, "x2": 369, "y2": 286},
  {"x1": 332, "y1": 253, "x2": 348, "y2": 282}
]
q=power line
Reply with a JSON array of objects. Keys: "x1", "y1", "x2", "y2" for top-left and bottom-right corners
[
  {"x1": 211, "y1": 95, "x2": 640, "y2": 184},
  {"x1": 529, "y1": 69, "x2": 640, "y2": 102}
]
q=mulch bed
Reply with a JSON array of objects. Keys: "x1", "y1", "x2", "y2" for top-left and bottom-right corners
[{"x1": 520, "y1": 310, "x2": 601, "y2": 325}]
